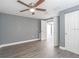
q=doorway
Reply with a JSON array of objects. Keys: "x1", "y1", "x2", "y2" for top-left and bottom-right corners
[
  {"x1": 41, "y1": 17, "x2": 58, "y2": 47},
  {"x1": 47, "y1": 21, "x2": 54, "y2": 46}
]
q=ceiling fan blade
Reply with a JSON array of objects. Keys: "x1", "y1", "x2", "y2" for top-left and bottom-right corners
[
  {"x1": 20, "y1": 9, "x2": 29, "y2": 12},
  {"x1": 17, "y1": 0, "x2": 31, "y2": 7},
  {"x1": 34, "y1": 0, "x2": 45, "y2": 7},
  {"x1": 36, "y1": 8, "x2": 46, "y2": 11}
]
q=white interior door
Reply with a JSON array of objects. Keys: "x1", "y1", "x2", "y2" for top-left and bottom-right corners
[
  {"x1": 41, "y1": 20, "x2": 47, "y2": 40},
  {"x1": 65, "y1": 10, "x2": 79, "y2": 54}
]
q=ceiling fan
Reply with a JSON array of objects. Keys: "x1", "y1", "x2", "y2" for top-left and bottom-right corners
[{"x1": 17, "y1": 0, "x2": 46, "y2": 15}]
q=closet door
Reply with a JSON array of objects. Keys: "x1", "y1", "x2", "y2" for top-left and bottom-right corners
[{"x1": 65, "y1": 10, "x2": 79, "y2": 54}]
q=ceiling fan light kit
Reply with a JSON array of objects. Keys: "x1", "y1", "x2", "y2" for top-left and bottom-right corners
[
  {"x1": 17, "y1": 0, "x2": 46, "y2": 15},
  {"x1": 30, "y1": 8, "x2": 36, "y2": 13}
]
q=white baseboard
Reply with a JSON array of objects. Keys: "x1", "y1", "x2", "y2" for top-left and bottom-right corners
[
  {"x1": 59, "y1": 46, "x2": 65, "y2": 50},
  {"x1": 60, "y1": 46, "x2": 79, "y2": 55},
  {"x1": 0, "y1": 39, "x2": 40, "y2": 48}
]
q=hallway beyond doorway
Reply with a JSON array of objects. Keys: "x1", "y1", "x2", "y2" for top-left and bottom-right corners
[{"x1": 47, "y1": 21, "x2": 54, "y2": 46}]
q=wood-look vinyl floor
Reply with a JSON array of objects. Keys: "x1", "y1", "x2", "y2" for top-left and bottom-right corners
[{"x1": 0, "y1": 40, "x2": 79, "y2": 58}]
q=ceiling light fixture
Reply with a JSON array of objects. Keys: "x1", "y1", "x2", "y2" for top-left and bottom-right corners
[{"x1": 30, "y1": 8, "x2": 35, "y2": 12}]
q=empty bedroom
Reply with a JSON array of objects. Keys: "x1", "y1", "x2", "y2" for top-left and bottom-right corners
[{"x1": 0, "y1": 0, "x2": 79, "y2": 58}]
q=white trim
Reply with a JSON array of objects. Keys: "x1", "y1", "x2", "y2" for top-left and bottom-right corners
[
  {"x1": 60, "y1": 46, "x2": 79, "y2": 55},
  {"x1": 0, "y1": 39, "x2": 40, "y2": 48},
  {"x1": 59, "y1": 46, "x2": 66, "y2": 50}
]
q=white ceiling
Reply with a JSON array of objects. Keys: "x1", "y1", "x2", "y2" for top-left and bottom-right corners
[{"x1": 0, "y1": 0, "x2": 79, "y2": 18}]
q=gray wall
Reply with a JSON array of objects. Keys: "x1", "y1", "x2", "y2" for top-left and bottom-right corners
[
  {"x1": 0, "y1": 13, "x2": 41, "y2": 45},
  {"x1": 0, "y1": 14, "x2": 2, "y2": 45},
  {"x1": 59, "y1": 5, "x2": 79, "y2": 47},
  {"x1": 58, "y1": 16, "x2": 60, "y2": 46}
]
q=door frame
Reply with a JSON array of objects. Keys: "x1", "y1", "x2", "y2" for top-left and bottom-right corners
[{"x1": 41, "y1": 17, "x2": 59, "y2": 47}]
